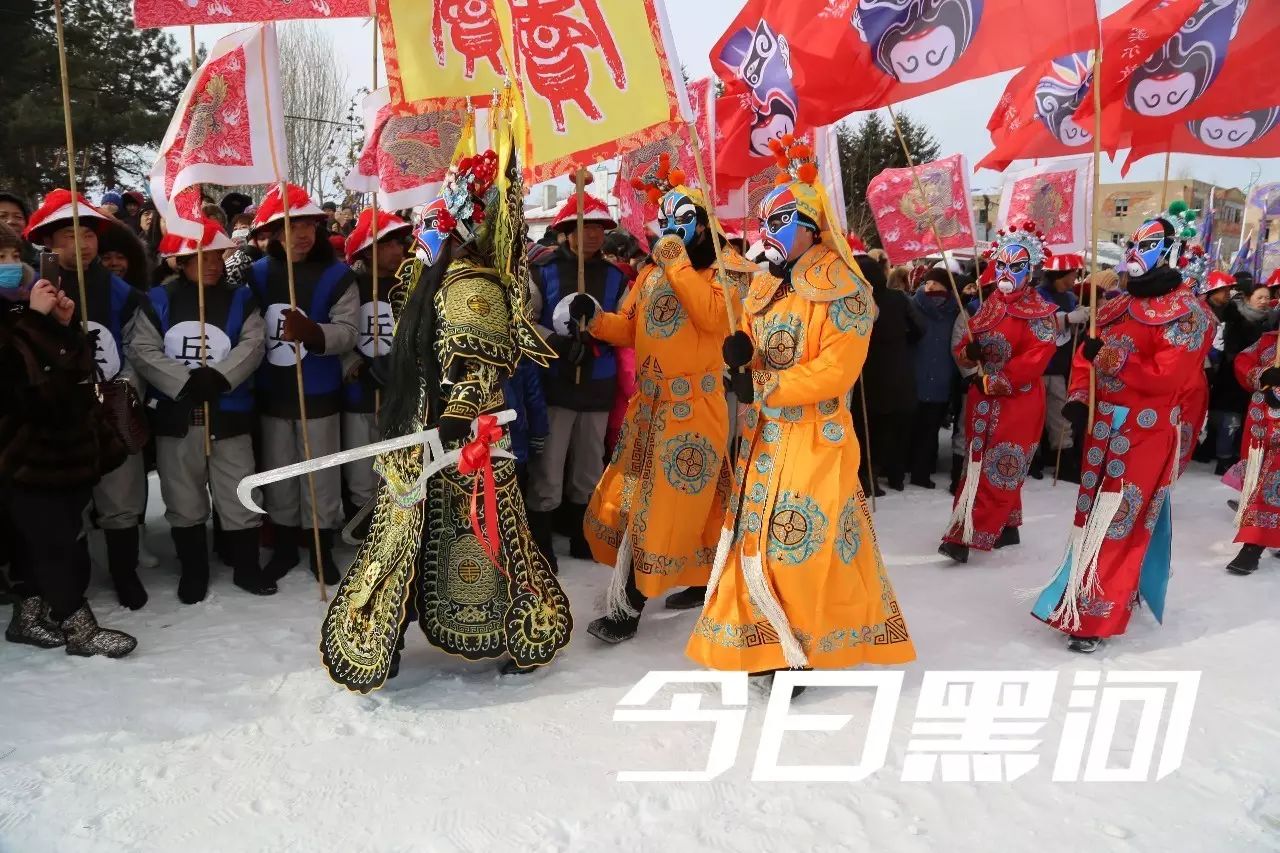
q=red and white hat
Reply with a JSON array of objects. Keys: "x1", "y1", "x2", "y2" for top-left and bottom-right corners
[
  {"x1": 157, "y1": 218, "x2": 236, "y2": 258},
  {"x1": 344, "y1": 208, "x2": 412, "y2": 263},
  {"x1": 551, "y1": 194, "x2": 617, "y2": 233},
  {"x1": 250, "y1": 183, "x2": 326, "y2": 235},
  {"x1": 23, "y1": 189, "x2": 110, "y2": 243},
  {"x1": 1202, "y1": 270, "x2": 1235, "y2": 294},
  {"x1": 1044, "y1": 252, "x2": 1084, "y2": 272}
]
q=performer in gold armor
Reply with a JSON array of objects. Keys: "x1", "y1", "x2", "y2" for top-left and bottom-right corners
[{"x1": 319, "y1": 133, "x2": 570, "y2": 692}]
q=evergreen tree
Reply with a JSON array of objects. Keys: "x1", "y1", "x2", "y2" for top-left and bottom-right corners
[
  {"x1": 0, "y1": 0, "x2": 190, "y2": 199},
  {"x1": 836, "y1": 111, "x2": 942, "y2": 250}
]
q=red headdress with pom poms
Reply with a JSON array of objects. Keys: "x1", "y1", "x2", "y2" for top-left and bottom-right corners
[{"x1": 629, "y1": 152, "x2": 689, "y2": 207}]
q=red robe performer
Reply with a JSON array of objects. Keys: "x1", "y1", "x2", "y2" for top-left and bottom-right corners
[
  {"x1": 1225, "y1": 331, "x2": 1280, "y2": 575},
  {"x1": 940, "y1": 223, "x2": 1057, "y2": 563},
  {"x1": 1033, "y1": 203, "x2": 1208, "y2": 653}
]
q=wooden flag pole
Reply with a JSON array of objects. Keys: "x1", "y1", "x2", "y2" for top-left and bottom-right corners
[
  {"x1": 370, "y1": 20, "x2": 382, "y2": 424},
  {"x1": 1087, "y1": 48, "x2": 1104, "y2": 439},
  {"x1": 258, "y1": 27, "x2": 327, "y2": 602},
  {"x1": 190, "y1": 26, "x2": 213, "y2": 458},
  {"x1": 685, "y1": 122, "x2": 739, "y2": 333},
  {"x1": 1158, "y1": 151, "x2": 1172, "y2": 210},
  {"x1": 886, "y1": 104, "x2": 974, "y2": 339},
  {"x1": 51, "y1": 0, "x2": 90, "y2": 333},
  {"x1": 573, "y1": 167, "x2": 587, "y2": 385}
]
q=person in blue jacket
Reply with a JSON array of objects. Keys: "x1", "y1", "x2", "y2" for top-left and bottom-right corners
[
  {"x1": 502, "y1": 359, "x2": 550, "y2": 499},
  {"x1": 910, "y1": 268, "x2": 961, "y2": 488}
]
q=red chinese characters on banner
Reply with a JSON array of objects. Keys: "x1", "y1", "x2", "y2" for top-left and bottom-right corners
[
  {"x1": 508, "y1": 0, "x2": 627, "y2": 134},
  {"x1": 866, "y1": 154, "x2": 975, "y2": 266},
  {"x1": 433, "y1": 0, "x2": 505, "y2": 80},
  {"x1": 133, "y1": 0, "x2": 370, "y2": 28}
]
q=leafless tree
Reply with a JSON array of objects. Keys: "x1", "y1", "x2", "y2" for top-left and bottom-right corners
[{"x1": 278, "y1": 22, "x2": 349, "y2": 201}]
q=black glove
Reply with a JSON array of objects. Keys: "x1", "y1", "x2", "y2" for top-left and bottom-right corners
[
  {"x1": 568, "y1": 294, "x2": 596, "y2": 324},
  {"x1": 730, "y1": 370, "x2": 754, "y2": 405},
  {"x1": 281, "y1": 308, "x2": 326, "y2": 352},
  {"x1": 1259, "y1": 366, "x2": 1280, "y2": 389},
  {"x1": 1062, "y1": 400, "x2": 1089, "y2": 435},
  {"x1": 1081, "y1": 336, "x2": 1105, "y2": 362},
  {"x1": 722, "y1": 331, "x2": 754, "y2": 369},
  {"x1": 1266, "y1": 389, "x2": 1280, "y2": 410},
  {"x1": 178, "y1": 366, "x2": 231, "y2": 404},
  {"x1": 547, "y1": 333, "x2": 587, "y2": 366},
  {"x1": 436, "y1": 415, "x2": 471, "y2": 445},
  {"x1": 963, "y1": 340, "x2": 983, "y2": 363}
]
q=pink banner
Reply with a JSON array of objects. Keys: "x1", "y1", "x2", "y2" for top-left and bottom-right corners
[
  {"x1": 134, "y1": 0, "x2": 371, "y2": 28},
  {"x1": 996, "y1": 156, "x2": 1093, "y2": 255},
  {"x1": 866, "y1": 154, "x2": 977, "y2": 266}
]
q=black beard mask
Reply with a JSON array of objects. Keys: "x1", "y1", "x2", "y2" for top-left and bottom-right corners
[
  {"x1": 686, "y1": 228, "x2": 717, "y2": 271},
  {"x1": 1126, "y1": 265, "x2": 1182, "y2": 298}
]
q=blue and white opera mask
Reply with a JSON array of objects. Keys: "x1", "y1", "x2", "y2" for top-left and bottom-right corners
[{"x1": 659, "y1": 190, "x2": 700, "y2": 247}]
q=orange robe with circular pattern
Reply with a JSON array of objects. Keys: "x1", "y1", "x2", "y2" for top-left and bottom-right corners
[
  {"x1": 584, "y1": 237, "x2": 751, "y2": 600},
  {"x1": 686, "y1": 244, "x2": 916, "y2": 673}
]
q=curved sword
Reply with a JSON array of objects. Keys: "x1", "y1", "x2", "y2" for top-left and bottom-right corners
[{"x1": 236, "y1": 410, "x2": 518, "y2": 515}]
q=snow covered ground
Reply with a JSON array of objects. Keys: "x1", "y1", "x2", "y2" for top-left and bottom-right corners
[{"x1": 2, "y1": 463, "x2": 1279, "y2": 853}]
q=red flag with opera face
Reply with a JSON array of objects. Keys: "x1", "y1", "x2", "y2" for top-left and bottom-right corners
[
  {"x1": 866, "y1": 154, "x2": 977, "y2": 266},
  {"x1": 976, "y1": 0, "x2": 1202, "y2": 172},
  {"x1": 712, "y1": 0, "x2": 1100, "y2": 183},
  {"x1": 1120, "y1": 102, "x2": 1280, "y2": 176},
  {"x1": 149, "y1": 24, "x2": 287, "y2": 239},
  {"x1": 1073, "y1": 0, "x2": 1280, "y2": 151}
]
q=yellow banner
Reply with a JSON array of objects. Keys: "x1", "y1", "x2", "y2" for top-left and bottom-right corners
[{"x1": 379, "y1": 0, "x2": 510, "y2": 108}]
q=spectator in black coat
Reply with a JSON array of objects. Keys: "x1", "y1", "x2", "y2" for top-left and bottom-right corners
[
  {"x1": 854, "y1": 253, "x2": 923, "y2": 493},
  {"x1": 1208, "y1": 283, "x2": 1277, "y2": 473}
]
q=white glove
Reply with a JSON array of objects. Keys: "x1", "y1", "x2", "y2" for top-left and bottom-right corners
[{"x1": 1066, "y1": 306, "x2": 1090, "y2": 325}]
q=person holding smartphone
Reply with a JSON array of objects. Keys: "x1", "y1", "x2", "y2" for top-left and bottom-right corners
[
  {"x1": 23, "y1": 190, "x2": 153, "y2": 611},
  {"x1": 0, "y1": 249, "x2": 137, "y2": 657}
]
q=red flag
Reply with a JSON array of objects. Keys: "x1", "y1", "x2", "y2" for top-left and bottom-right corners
[
  {"x1": 344, "y1": 87, "x2": 470, "y2": 210},
  {"x1": 1074, "y1": 0, "x2": 1280, "y2": 150},
  {"x1": 712, "y1": 0, "x2": 1099, "y2": 181},
  {"x1": 1121, "y1": 103, "x2": 1280, "y2": 176},
  {"x1": 866, "y1": 154, "x2": 977, "y2": 265},
  {"x1": 149, "y1": 24, "x2": 287, "y2": 239},
  {"x1": 977, "y1": 0, "x2": 1202, "y2": 172},
  {"x1": 133, "y1": 0, "x2": 371, "y2": 28}
]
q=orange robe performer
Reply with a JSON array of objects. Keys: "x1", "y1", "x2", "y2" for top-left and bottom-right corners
[
  {"x1": 571, "y1": 173, "x2": 751, "y2": 643},
  {"x1": 687, "y1": 154, "x2": 915, "y2": 678}
]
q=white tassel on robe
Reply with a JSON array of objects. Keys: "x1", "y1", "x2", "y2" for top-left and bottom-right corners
[
  {"x1": 1043, "y1": 488, "x2": 1125, "y2": 633},
  {"x1": 602, "y1": 529, "x2": 639, "y2": 619},
  {"x1": 946, "y1": 444, "x2": 982, "y2": 544},
  {"x1": 1234, "y1": 444, "x2": 1265, "y2": 530},
  {"x1": 740, "y1": 552, "x2": 809, "y2": 669},
  {"x1": 701, "y1": 527, "x2": 735, "y2": 607}
]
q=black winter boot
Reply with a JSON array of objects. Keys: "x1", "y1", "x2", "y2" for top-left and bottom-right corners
[
  {"x1": 1067, "y1": 635, "x2": 1103, "y2": 654},
  {"x1": 265, "y1": 524, "x2": 301, "y2": 581},
  {"x1": 948, "y1": 454, "x2": 964, "y2": 496},
  {"x1": 938, "y1": 541, "x2": 970, "y2": 564},
  {"x1": 1226, "y1": 543, "x2": 1264, "y2": 576},
  {"x1": 993, "y1": 527, "x2": 1021, "y2": 549},
  {"x1": 60, "y1": 601, "x2": 136, "y2": 658},
  {"x1": 664, "y1": 586, "x2": 707, "y2": 610},
  {"x1": 306, "y1": 529, "x2": 341, "y2": 585},
  {"x1": 226, "y1": 528, "x2": 277, "y2": 596},
  {"x1": 5, "y1": 596, "x2": 65, "y2": 649},
  {"x1": 588, "y1": 583, "x2": 646, "y2": 644},
  {"x1": 104, "y1": 527, "x2": 147, "y2": 611},
  {"x1": 527, "y1": 510, "x2": 559, "y2": 573},
  {"x1": 564, "y1": 503, "x2": 593, "y2": 560},
  {"x1": 172, "y1": 525, "x2": 210, "y2": 605}
]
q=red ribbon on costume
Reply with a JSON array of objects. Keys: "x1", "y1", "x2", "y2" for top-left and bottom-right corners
[{"x1": 457, "y1": 414, "x2": 504, "y2": 563}]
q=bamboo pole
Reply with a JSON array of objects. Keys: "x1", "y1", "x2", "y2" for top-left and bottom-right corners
[
  {"x1": 370, "y1": 20, "x2": 381, "y2": 423},
  {"x1": 886, "y1": 105, "x2": 974, "y2": 340},
  {"x1": 259, "y1": 26, "x2": 327, "y2": 602},
  {"x1": 573, "y1": 168, "x2": 587, "y2": 385},
  {"x1": 685, "y1": 122, "x2": 739, "y2": 334},
  {"x1": 190, "y1": 26, "x2": 213, "y2": 457},
  {"x1": 1087, "y1": 48, "x2": 1104, "y2": 438},
  {"x1": 1158, "y1": 151, "x2": 1172, "y2": 210},
  {"x1": 51, "y1": 0, "x2": 89, "y2": 334}
]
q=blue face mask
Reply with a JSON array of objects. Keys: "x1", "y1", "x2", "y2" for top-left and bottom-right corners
[
  {"x1": 0, "y1": 263, "x2": 23, "y2": 290},
  {"x1": 659, "y1": 190, "x2": 700, "y2": 247}
]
